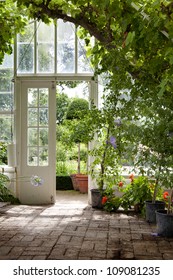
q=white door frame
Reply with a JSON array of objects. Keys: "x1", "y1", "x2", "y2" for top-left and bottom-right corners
[
  {"x1": 14, "y1": 76, "x2": 98, "y2": 205},
  {"x1": 15, "y1": 78, "x2": 56, "y2": 204}
]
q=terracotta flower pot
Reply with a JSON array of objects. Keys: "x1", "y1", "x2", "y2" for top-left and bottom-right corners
[
  {"x1": 75, "y1": 174, "x2": 88, "y2": 193},
  {"x1": 70, "y1": 174, "x2": 79, "y2": 191}
]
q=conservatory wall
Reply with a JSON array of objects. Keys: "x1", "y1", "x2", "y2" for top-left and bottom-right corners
[{"x1": 0, "y1": 19, "x2": 99, "y2": 204}]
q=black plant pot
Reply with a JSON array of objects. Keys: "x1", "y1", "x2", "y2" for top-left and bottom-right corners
[
  {"x1": 145, "y1": 200, "x2": 165, "y2": 223},
  {"x1": 156, "y1": 209, "x2": 173, "y2": 237},
  {"x1": 90, "y1": 189, "x2": 103, "y2": 209}
]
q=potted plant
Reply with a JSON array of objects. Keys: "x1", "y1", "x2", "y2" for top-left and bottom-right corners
[
  {"x1": 120, "y1": 174, "x2": 155, "y2": 214},
  {"x1": 155, "y1": 174, "x2": 173, "y2": 237},
  {"x1": 137, "y1": 158, "x2": 166, "y2": 223},
  {"x1": 134, "y1": 123, "x2": 170, "y2": 223},
  {"x1": 101, "y1": 184, "x2": 122, "y2": 212},
  {"x1": 89, "y1": 108, "x2": 123, "y2": 208},
  {"x1": 90, "y1": 131, "x2": 123, "y2": 208},
  {"x1": 64, "y1": 98, "x2": 90, "y2": 193},
  {"x1": 144, "y1": 175, "x2": 165, "y2": 223},
  {"x1": 68, "y1": 120, "x2": 89, "y2": 193}
]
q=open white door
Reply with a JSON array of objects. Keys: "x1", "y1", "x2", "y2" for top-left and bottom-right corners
[{"x1": 16, "y1": 80, "x2": 56, "y2": 204}]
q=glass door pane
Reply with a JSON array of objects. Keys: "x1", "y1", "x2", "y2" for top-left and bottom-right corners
[{"x1": 27, "y1": 88, "x2": 49, "y2": 166}]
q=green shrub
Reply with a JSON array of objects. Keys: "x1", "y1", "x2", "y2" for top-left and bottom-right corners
[
  {"x1": 0, "y1": 142, "x2": 7, "y2": 165},
  {"x1": 69, "y1": 145, "x2": 87, "y2": 161},
  {"x1": 56, "y1": 176, "x2": 73, "y2": 190},
  {"x1": 56, "y1": 161, "x2": 68, "y2": 175},
  {"x1": 79, "y1": 149, "x2": 88, "y2": 161},
  {"x1": 102, "y1": 186, "x2": 121, "y2": 212},
  {"x1": 66, "y1": 98, "x2": 89, "y2": 120},
  {"x1": 56, "y1": 160, "x2": 87, "y2": 176},
  {"x1": 56, "y1": 142, "x2": 67, "y2": 162},
  {"x1": 0, "y1": 173, "x2": 20, "y2": 204},
  {"x1": 120, "y1": 176, "x2": 153, "y2": 214}
]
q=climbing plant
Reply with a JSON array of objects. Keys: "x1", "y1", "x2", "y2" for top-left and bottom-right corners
[{"x1": 0, "y1": 0, "x2": 27, "y2": 64}]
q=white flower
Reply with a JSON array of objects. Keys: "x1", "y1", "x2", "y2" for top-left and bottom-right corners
[{"x1": 30, "y1": 175, "x2": 44, "y2": 187}]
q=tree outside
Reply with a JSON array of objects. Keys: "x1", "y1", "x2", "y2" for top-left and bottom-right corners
[{"x1": 56, "y1": 82, "x2": 90, "y2": 176}]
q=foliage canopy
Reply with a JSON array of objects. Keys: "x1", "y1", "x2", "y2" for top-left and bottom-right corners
[
  {"x1": 1, "y1": 0, "x2": 173, "y2": 97},
  {"x1": 0, "y1": 0, "x2": 26, "y2": 63}
]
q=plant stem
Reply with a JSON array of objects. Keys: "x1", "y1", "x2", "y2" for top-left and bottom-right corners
[
  {"x1": 77, "y1": 142, "x2": 80, "y2": 174},
  {"x1": 152, "y1": 177, "x2": 158, "y2": 203},
  {"x1": 167, "y1": 189, "x2": 173, "y2": 214},
  {"x1": 152, "y1": 163, "x2": 162, "y2": 203},
  {"x1": 100, "y1": 126, "x2": 110, "y2": 190}
]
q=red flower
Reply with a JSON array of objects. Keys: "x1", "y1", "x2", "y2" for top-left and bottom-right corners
[
  {"x1": 102, "y1": 196, "x2": 108, "y2": 205},
  {"x1": 118, "y1": 181, "x2": 124, "y2": 187},
  {"x1": 163, "y1": 191, "x2": 169, "y2": 200},
  {"x1": 129, "y1": 174, "x2": 134, "y2": 181}
]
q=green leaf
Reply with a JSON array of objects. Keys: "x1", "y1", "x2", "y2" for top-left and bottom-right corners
[{"x1": 125, "y1": 31, "x2": 135, "y2": 46}]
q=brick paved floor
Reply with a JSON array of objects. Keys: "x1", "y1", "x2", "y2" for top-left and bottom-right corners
[{"x1": 0, "y1": 191, "x2": 173, "y2": 260}]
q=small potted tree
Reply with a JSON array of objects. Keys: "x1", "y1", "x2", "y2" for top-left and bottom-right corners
[
  {"x1": 136, "y1": 151, "x2": 166, "y2": 222},
  {"x1": 90, "y1": 128, "x2": 122, "y2": 207},
  {"x1": 134, "y1": 116, "x2": 173, "y2": 223},
  {"x1": 88, "y1": 106, "x2": 123, "y2": 209},
  {"x1": 65, "y1": 98, "x2": 90, "y2": 193}
]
